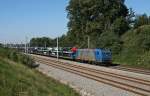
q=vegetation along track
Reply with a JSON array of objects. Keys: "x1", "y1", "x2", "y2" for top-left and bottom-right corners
[{"x1": 33, "y1": 55, "x2": 150, "y2": 96}]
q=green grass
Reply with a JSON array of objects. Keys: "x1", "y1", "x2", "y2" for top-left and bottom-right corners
[
  {"x1": 113, "y1": 49, "x2": 150, "y2": 70},
  {"x1": 0, "y1": 58, "x2": 80, "y2": 96}
]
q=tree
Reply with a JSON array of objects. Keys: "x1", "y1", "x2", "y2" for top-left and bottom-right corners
[
  {"x1": 0, "y1": 43, "x2": 3, "y2": 47},
  {"x1": 30, "y1": 37, "x2": 55, "y2": 47},
  {"x1": 97, "y1": 31, "x2": 122, "y2": 54},
  {"x1": 58, "y1": 34, "x2": 72, "y2": 47},
  {"x1": 66, "y1": 0, "x2": 129, "y2": 49},
  {"x1": 134, "y1": 14, "x2": 150, "y2": 28},
  {"x1": 111, "y1": 16, "x2": 129, "y2": 36}
]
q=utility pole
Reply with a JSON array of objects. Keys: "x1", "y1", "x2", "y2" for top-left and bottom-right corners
[
  {"x1": 85, "y1": 20, "x2": 90, "y2": 49},
  {"x1": 29, "y1": 40, "x2": 30, "y2": 49},
  {"x1": 21, "y1": 42, "x2": 23, "y2": 52},
  {"x1": 57, "y1": 37, "x2": 59, "y2": 60},
  {"x1": 29, "y1": 39, "x2": 30, "y2": 53},
  {"x1": 88, "y1": 36, "x2": 90, "y2": 49},
  {"x1": 4, "y1": 41, "x2": 6, "y2": 48},
  {"x1": 25, "y1": 41, "x2": 26, "y2": 53},
  {"x1": 44, "y1": 41, "x2": 46, "y2": 48},
  {"x1": 25, "y1": 36, "x2": 28, "y2": 54}
]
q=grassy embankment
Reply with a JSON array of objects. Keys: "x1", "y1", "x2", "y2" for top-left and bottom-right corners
[
  {"x1": 0, "y1": 48, "x2": 80, "y2": 96},
  {"x1": 113, "y1": 25, "x2": 150, "y2": 70}
]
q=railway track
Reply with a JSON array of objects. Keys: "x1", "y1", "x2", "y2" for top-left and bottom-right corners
[
  {"x1": 32, "y1": 53, "x2": 150, "y2": 75},
  {"x1": 110, "y1": 66, "x2": 150, "y2": 75},
  {"x1": 33, "y1": 55, "x2": 150, "y2": 96}
]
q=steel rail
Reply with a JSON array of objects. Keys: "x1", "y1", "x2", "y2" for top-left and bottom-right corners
[{"x1": 111, "y1": 66, "x2": 150, "y2": 75}]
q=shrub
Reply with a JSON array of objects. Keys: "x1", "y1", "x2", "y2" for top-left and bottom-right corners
[
  {"x1": 114, "y1": 25, "x2": 150, "y2": 69},
  {"x1": 0, "y1": 47, "x2": 35, "y2": 68}
]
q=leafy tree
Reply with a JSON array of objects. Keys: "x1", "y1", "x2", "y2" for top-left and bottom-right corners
[
  {"x1": 126, "y1": 8, "x2": 135, "y2": 27},
  {"x1": 57, "y1": 34, "x2": 71, "y2": 47},
  {"x1": 111, "y1": 16, "x2": 129, "y2": 36},
  {"x1": 134, "y1": 14, "x2": 150, "y2": 28},
  {"x1": 66, "y1": 0, "x2": 129, "y2": 49},
  {"x1": 0, "y1": 43, "x2": 3, "y2": 47},
  {"x1": 97, "y1": 31, "x2": 122, "y2": 54},
  {"x1": 30, "y1": 37, "x2": 55, "y2": 47}
]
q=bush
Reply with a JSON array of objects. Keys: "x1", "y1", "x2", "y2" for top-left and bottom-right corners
[
  {"x1": 114, "y1": 25, "x2": 150, "y2": 69},
  {"x1": 142, "y1": 38, "x2": 150, "y2": 50},
  {"x1": 8, "y1": 51, "x2": 18, "y2": 62},
  {"x1": 21, "y1": 55, "x2": 35, "y2": 68},
  {"x1": 0, "y1": 47, "x2": 35, "y2": 68}
]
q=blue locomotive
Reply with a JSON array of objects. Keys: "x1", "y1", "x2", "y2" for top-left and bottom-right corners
[{"x1": 71, "y1": 49, "x2": 112, "y2": 64}]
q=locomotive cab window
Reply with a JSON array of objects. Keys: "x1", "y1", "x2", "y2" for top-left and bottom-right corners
[{"x1": 97, "y1": 52, "x2": 99, "y2": 55}]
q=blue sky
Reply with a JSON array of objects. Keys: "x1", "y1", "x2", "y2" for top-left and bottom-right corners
[
  {"x1": 125, "y1": 0, "x2": 150, "y2": 16},
  {"x1": 0, "y1": 0, "x2": 150, "y2": 43}
]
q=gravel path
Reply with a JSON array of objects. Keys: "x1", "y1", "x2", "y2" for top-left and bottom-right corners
[{"x1": 36, "y1": 62, "x2": 141, "y2": 96}]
